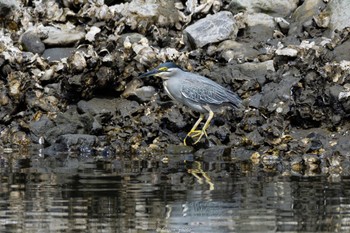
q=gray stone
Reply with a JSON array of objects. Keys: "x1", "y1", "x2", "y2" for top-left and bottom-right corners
[
  {"x1": 323, "y1": 1, "x2": 350, "y2": 37},
  {"x1": 229, "y1": 0, "x2": 298, "y2": 17},
  {"x1": 42, "y1": 47, "x2": 76, "y2": 62},
  {"x1": 333, "y1": 39, "x2": 350, "y2": 62},
  {"x1": 58, "y1": 134, "x2": 98, "y2": 147},
  {"x1": 245, "y1": 13, "x2": 277, "y2": 42},
  {"x1": 184, "y1": 11, "x2": 238, "y2": 48},
  {"x1": 122, "y1": 78, "x2": 156, "y2": 102},
  {"x1": 217, "y1": 40, "x2": 260, "y2": 62},
  {"x1": 260, "y1": 75, "x2": 301, "y2": 110},
  {"x1": 41, "y1": 26, "x2": 85, "y2": 46},
  {"x1": 289, "y1": 0, "x2": 326, "y2": 35},
  {"x1": 115, "y1": 99, "x2": 141, "y2": 118},
  {"x1": 194, "y1": 146, "x2": 231, "y2": 161},
  {"x1": 46, "y1": 124, "x2": 79, "y2": 144},
  {"x1": 77, "y1": 98, "x2": 120, "y2": 117},
  {"x1": 19, "y1": 30, "x2": 45, "y2": 54},
  {"x1": 29, "y1": 115, "x2": 55, "y2": 143}
]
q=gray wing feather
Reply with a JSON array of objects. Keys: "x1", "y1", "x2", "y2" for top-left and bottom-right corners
[{"x1": 181, "y1": 75, "x2": 242, "y2": 107}]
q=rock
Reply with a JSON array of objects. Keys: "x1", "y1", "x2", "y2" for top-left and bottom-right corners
[
  {"x1": 77, "y1": 98, "x2": 119, "y2": 117},
  {"x1": 58, "y1": 134, "x2": 98, "y2": 148},
  {"x1": 260, "y1": 74, "x2": 300, "y2": 111},
  {"x1": 42, "y1": 47, "x2": 76, "y2": 62},
  {"x1": 184, "y1": 11, "x2": 238, "y2": 48},
  {"x1": 246, "y1": 129, "x2": 264, "y2": 148},
  {"x1": 19, "y1": 30, "x2": 45, "y2": 54},
  {"x1": 333, "y1": 37, "x2": 350, "y2": 62},
  {"x1": 115, "y1": 99, "x2": 141, "y2": 118},
  {"x1": 122, "y1": 78, "x2": 156, "y2": 102},
  {"x1": 0, "y1": 0, "x2": 18, "y2": 17},
  {"x1": 275, "y1": 47, "x2": 298, "y2": 57},
  {"x1": 113, "y1": 0, "x2": 179, "y2": 30},
  {"x1": 68, "y1": 51, "x2": 87, "y2": 73},
  {"x1": 245, "y1": 13, "x2": 277, "y2": 42},
  {"x1": 29, "y1": 115, "x2": 55, "y2": 143},
  {"x1": 237, "y1": 60, "x2": 275, "y2": 79},
  {"x1": 217, "y1": 40, "x2": 260, "y2": 62},
  {"x1": 274, "y1": 17, "x2": 290, "y2": 33},
  {"x1": 163, "y1": 106, "x2": 187, "y2": 129},
  {"x1": 194, "y1": 146, "x2": 231, "y2": 161},
  {"x1": 166, "y1": 144, "x2": 194, "y2": 154},
  {"x1": 323, "y1": 1, "x2": 350, "y2": 37},
  {"x1": 41, "y1": 26, "x2": 85, "y2": 46},
  {"x1": 228, "y1": 0, "x2": 298, "y2": 17},
  {"x1": 289, "y1": 0, "x2": 326, "y2": 35}
]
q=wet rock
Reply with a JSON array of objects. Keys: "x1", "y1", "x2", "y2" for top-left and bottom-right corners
[
  {"x1": 42, "y1": 48, "x2": 75, "y2": 62},
  {"x1": 302, "y1": 154, "x2": 320, "y2": 171},
  {"x1": 19, "y1": 30, "x2": 45, "y2": 54},
  {"x1": 166, "y1": 144, "x2": 194, "y2": 154},
  {"x1": 29, "y1": 115, "x2": 55, "y2": 144},
  {"x1": 291, "y1": 157, "x2": 304, "y2": 172},
  {"x1": 41, "y1": 26, "x2": 85, "y2": 46},
  {"x1": 184, "y1": 11, "x2": 238, "y2": 48},
  {"x1": 58, "y1": 134, "x2": 98, "y2": 151},
  {"x1": 245, "y1": 129, "x2": 264, "y2": 148},
  {"x1": 194, "y1": 146, "x2": 231, "y2": 161}
]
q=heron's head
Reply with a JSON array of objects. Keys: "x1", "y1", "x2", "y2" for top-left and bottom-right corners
[{"x1": 140, "y1": 62, "x2": 182, "y2": 80}]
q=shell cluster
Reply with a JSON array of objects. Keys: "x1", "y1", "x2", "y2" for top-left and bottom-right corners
[{"x1": 0, "y1": 0, "x2": 350, "y2": 174}]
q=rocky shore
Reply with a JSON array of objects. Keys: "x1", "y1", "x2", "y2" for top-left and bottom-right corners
[{"x1": 1, "y1": 0, "x2": 350, "y2": 174}]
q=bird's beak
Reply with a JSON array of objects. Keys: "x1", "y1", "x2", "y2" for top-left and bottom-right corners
[{"x1": 139, "y1": 68, "x2": 160, "y2": 78}]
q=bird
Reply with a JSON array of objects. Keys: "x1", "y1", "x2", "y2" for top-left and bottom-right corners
[{"x1": 140, "y1": 62, "x2": 242, "y2": 145}]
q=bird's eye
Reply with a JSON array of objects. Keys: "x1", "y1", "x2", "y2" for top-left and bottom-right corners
[{"x1": 159, "y1": 67, "x2": 168, "y2": 72}]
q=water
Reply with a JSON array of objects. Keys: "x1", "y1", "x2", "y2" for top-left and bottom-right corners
[{"x1": 0, "y1": 151, "x2": 349, "y2": 233}]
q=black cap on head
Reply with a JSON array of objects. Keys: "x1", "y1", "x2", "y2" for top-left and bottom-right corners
[{"x1": 156, "y1": 62, "x2": 180, "y2": 69}]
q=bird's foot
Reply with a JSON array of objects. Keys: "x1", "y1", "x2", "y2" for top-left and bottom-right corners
[
  {"x1": 187, "y1": 130, "x2": 202, "y2": 138},
  {"x1": 184, "y1": 129, "x2": 208, "y2": 146}
]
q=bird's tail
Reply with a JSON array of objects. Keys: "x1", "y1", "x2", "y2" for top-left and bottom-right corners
[{"x1": 228, "y1": 91, "x2": 243, "y2": 110}]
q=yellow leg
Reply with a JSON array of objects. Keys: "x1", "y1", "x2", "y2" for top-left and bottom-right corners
[
  {"x1": 193, "y1": 110, "x2": 214, "y2": 145},
  {"x1": 184, "y1": 114, "x2": 204, "y2": 145}
]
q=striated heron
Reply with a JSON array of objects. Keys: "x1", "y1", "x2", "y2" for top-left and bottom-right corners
[{"x1": 140, "y1": 62, "x2": 242, "y2": 145}]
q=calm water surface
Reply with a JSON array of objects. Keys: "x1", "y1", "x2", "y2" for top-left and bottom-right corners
[{"x1": 0, "y1": 151, "x2": 350, "y2": 233}]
